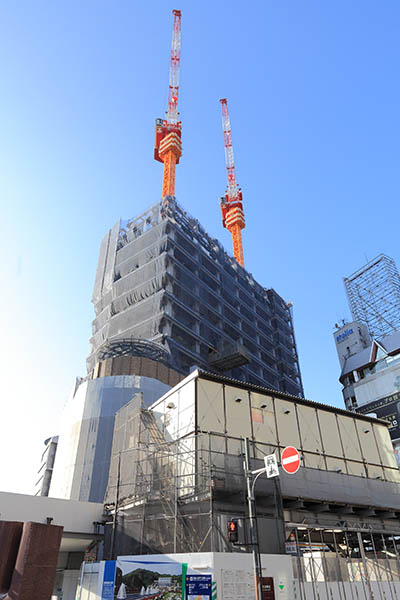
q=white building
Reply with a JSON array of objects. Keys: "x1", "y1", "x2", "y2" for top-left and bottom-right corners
[{"x1": 335, "y1": 325, "x2": 400, "y2": 462}]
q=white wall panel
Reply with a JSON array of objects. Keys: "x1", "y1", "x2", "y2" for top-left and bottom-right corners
[
  {"x1": 197, "y1": 379, "x2": 225, "y2": 433},
  {"x1": 275, "y1": 399, "x2": 300, "y2": 448},
  {"x1": 224, "y1": 385, "x2": 252, "y2": 439}
]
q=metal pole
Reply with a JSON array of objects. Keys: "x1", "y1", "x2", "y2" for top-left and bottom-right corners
[
  {"x1": 174, "y1": 441, "x2": 179, "y2": 553},
  {"x1": 110, "y1": 451, "x2": 121, "y2": 560},
  {"x1": 244, "y1": 437, "x2": 263, "y2": 600}
]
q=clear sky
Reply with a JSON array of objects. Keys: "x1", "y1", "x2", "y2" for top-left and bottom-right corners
[{"x1": 1, "y1": 1, "x2": 399, "y2": 494}]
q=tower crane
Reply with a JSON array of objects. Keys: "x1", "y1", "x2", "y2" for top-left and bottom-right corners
[
  {"x1": 154, "y1": 10, "x2": 182, "y2": 200},
  {"x1": 219, "y1": 99, "x2": 245, "y2": 267}
]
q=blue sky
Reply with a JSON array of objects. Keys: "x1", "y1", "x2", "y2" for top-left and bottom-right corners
[{"x1": 1, "y1": 1, "x2": 399, "y2": 494}]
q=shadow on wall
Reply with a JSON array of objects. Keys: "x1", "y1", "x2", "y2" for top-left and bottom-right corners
[{"x1": 0, "y1": 520, "x2": 63, "y2": 600}]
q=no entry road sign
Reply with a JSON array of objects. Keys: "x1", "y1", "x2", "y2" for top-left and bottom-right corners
[{"x1": 281, "y1": 446, "x2": 300, "y2": 474}]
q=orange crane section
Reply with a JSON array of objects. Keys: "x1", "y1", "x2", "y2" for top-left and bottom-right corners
[
  {"x1": 219, "y1": 99, "x2": 245, "y2": 267},
  {"x1": 154, "y1": 10, "x2": 182, "y2": 200}
]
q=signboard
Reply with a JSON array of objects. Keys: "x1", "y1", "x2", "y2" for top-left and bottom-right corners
[
  {"x1": 185, "y1": 574, "x2": 212, "y2": 600},
  {"x1": 116, "y1": 557, "x2": 185, "y2": 600},
  {"x1": 336, "y1": 328, "x2": 354, "y2": 343},
  {"x1": 285, "y1": 541, "x2": 298, "y2": 555},
  {"x1": 357, "y1": 393, "x2": 400, "y2": 440},
  {"x1": 261, "y1": 577, "x2": 275, "y2": 600},
  {"x1": 281, "y1": 447, "x2": 300, "y2": 474},
  {"x1": 221, "y1": 569, "x2": 255, "y2": 600},
  {"x1": 264, "y1": 454, "x2": 279, "y2": 478},
  {"x1": 285, "y1": 532, "x2": 298, "y2": 555},
  {"x1": 356, "y1": 390, "x2": 400, "y2": 413},
  {"x1": 101, "y1": 560, "x2": 116, "y2": 600}
]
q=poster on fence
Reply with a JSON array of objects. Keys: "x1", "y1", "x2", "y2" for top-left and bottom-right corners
[
  {"x1": 116, "y1": 556, "x2": 187, "y2": 600},
  {"x1": 185, "y1": 574, "x2": 212, "y2": 600}
]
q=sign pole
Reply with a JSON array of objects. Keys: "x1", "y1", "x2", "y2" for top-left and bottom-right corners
[{"x1": 244, "y1": 437, "x2": 263, "y2": 600}]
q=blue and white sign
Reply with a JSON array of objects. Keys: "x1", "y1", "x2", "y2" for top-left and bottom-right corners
[
  {"x1": 336, "y1": 328, "x2": 353, "y2": 343},
  {"x1": 185, "y1": 574, "x2": 212, "y2": 600},
  {"x1": 101, "y1": 560, "x2": 116, "y2": 600}
]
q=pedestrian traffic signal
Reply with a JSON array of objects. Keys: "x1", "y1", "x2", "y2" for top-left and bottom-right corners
[{"x1": 227, "y1": 519, "x2": 238, "y2": 543}]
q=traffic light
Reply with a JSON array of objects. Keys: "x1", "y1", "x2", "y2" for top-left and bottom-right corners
[{"x1": 227, "y1": 519, "x2": 238, "y2": 543}]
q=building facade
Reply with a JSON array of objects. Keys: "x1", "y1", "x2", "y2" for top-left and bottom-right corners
[
  {"x1": 105, "y1": 369, "x2": 400, "y2": 597},
  {"x1": 50, "y1": 197, "x2": 303, "y2": 504},
  {"x1": 335, "y1": 254, "x2": 400, "y2": 464},
  {"x1": 344, "y1": 254, "x2": 400, "y2": 339},
  {"x1": 89, "y1": 197, "x2": 303, "y2": 397},
  {"x1": 336, "y1": 327, "x2": 400, "y2": 463}
]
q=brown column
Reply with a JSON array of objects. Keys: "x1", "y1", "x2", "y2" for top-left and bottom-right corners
[
  {"x1": 6, "y1": 521, "x2": 63, "y2": 600},
  {"x1": 0, "y1": 521, "x2": 23, "y2": 593}
]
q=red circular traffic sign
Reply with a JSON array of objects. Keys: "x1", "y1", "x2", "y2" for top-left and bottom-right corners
[{"x1": 281, "y1": 446, "x2": 300, "y2": 474}]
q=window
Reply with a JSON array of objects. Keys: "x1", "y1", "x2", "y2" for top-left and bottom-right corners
[{"x1": 239, "y1": 289, "x2": 253, "y2": 308}]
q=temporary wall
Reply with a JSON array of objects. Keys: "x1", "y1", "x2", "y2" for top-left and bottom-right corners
[{"x1": 150, "y1": 371, "x2": 399, "y2": 484}]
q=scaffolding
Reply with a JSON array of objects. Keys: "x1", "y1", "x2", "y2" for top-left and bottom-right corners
[
  {"x1": 105, "y1": 398, "x2": 284, "y2": 556},
  {"x1": 344, "y1": 254, "x2": 400, "y2": 339},
  {"x1": 105, "y1": 393, "x2": 400, "y2": 557},
  {"x1": 105, "y1": 425, "x2": 400, "y2": 598},
  {"x1": 289, "y1": 524, "x2": 400, "y2": 599}
]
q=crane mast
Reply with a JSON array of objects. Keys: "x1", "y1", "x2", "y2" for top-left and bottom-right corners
[
  {"x1": 219, "y1": 98, "x2": 245, "y2": 267},
  {"x1": 154, "y1": 10, "x2": 182, "y2": 200}
]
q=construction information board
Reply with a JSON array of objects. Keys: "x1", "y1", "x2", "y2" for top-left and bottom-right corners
[
  {"x1": 221, "y1": 569, "x2": 255, "y2": 600},
  {"x1": 185, "y1": 574, "x2": 212, "y2": 600},
  {"x1": 101, "y1": 560, "x2": 116, "y2": 600}
]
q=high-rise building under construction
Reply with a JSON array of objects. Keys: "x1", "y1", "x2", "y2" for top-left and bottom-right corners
[
  {"x1": 88, "y1": 197, "x2": 303, "y2": 397},
  {"x1": 49, "y1": 199, "x2": 303, "y2": 503},
  {"x1": 48, "y1": 10, "x2": 303, "y2": 504}
]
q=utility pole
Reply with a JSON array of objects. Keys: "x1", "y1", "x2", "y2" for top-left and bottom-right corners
[{"x1": 244, "y1": 438, "x2": 263, "y2": 600}]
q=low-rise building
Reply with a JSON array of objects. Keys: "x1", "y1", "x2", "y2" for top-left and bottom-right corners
[
  {"x1": 103, "y1": 369, "x2": 400, "y2": 595},
  {"x1": 0, "y1": 491, "x2": 104, "y2": 599},
  {"x1": 336, "y1": 326, "x2": 400, "y2": 463}
]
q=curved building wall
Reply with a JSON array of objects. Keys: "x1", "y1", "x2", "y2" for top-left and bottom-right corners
[{"x1": 49, "y1": 375, "x2": 170, "y2": 503}]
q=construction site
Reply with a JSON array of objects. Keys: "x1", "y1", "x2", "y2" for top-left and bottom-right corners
[
  {"x1": 49, "y1": 10, "x2": 303, "y2": 507},
  {"x1": 45, "y1": 10, "x2": 400, "y2": 600},
  {"x1": 104, "y1": 369, "x2": 400, "y2": 599}
]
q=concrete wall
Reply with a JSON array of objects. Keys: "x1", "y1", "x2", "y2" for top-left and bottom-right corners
[
  {"x1": 0, "y1": 491, "x2": 103, "y2": 534},
  {"x1": 354, "y1": 360, "x2": 400, "y2": 406}
]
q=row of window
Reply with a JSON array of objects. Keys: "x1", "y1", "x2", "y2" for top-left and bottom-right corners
[
  {"x1": 172, "y1": 234, "x2": 283, "y2": 323},
  {"x1": 165, "y1": 315, "x2": 301, "y2": 392}
]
